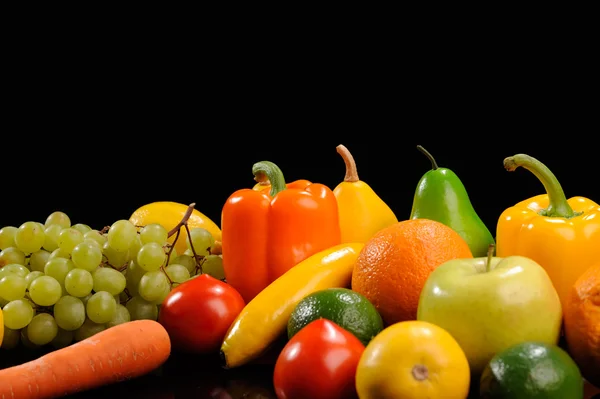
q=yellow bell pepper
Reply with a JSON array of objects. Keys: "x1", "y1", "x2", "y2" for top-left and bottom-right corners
[
  {"x1": 496, "y1": 153, "x2": 600, "y2": 309},
  {"x1": 333, "y1": 144, "x2": 398, "y2": 243},
  {"x1": 220, "y1": 242, "x2": 364, "y2": 369}
]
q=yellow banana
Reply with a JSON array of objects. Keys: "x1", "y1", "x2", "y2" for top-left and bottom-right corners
[{"x1": 220, "y1": 242, "x2": 364, "y2": 369}]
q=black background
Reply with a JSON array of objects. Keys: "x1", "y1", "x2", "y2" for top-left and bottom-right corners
[
  {"x1": 1, "y1": 101, "x2": 596, "y2": 236},
  {"x1": 2, "y1": 31, "x2": 599, "y2": 398}
]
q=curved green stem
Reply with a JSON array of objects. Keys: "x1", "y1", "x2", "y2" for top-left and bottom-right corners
[
  {"x1": 417, "y1": 145, "x2": 439, "y2": 170},
  {"x1": 503, "y1": 154, "x2": 580, "y2": 218},
  {"x1": 252, "y1": 161, "x2": 287, "y2": 197}
]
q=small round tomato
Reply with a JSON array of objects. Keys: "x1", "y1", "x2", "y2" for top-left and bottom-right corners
[
  {"x1": 158, "y1": 274, "x2": 245, "y2": 354},
  {"x1": 273, "y1": 318, "x2": 365, "y2": 399}
]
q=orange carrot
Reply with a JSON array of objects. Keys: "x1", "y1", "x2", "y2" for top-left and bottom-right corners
[{"x1": 0, "y1": 319, "x2": 171, "y2": 399}]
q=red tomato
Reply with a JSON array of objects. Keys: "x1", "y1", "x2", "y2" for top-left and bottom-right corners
[
  {"x1": 158, "y1": 274, "x2": 245, "y2": 354},
  {"x1": 273, "y1": 318, "x2": 365, "y2": 399}
]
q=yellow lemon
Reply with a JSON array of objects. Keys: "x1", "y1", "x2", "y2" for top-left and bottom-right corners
[
  {"x1": 355, "y1": 320, "x2": 470, "y2": 399},
  {"x1": 129, "y1": 201, "x2": 221, "y2": 255}
]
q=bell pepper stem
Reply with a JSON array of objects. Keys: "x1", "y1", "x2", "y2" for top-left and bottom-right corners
[
  {"x1": 504, "y1": 154, "x2": 581, "y2": 219},
  {"x1": 336, "y1": 144, "x2": 359, "y2": 182},
  {"x1": 252, "y1": 161, "x2": 287, "y2": 197},
  {"x1": 417, "y1": 145, "x2": 439, "y2": 170}
]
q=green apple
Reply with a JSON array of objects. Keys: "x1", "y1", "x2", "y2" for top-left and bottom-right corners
[{"x1": 416, "y1": 245, "x2": 562, "y2": 376}]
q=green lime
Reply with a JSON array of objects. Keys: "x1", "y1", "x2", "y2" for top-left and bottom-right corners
[
  {"x1": 479, "y1": 341, "x2": 584, "y2": 399},
  {"x1": 287, "y1": 287, "x2": 383, "y2": 346}
]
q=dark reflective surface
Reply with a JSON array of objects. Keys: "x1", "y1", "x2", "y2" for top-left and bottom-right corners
[
  {"x1": 2, "y1": 347, "x2": 599, "y2": 398},
  {"x1": 1, "y1": 349, "x2": 278, "y2": 399}
]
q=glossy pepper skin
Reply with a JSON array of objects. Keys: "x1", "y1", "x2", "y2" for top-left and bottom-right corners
[
  {"x1": 496, "y1": 154, "x2": 600, "y2": 309},
  {"x1": 333, "y1": 144, "x2": 398, "y2": 243},
  {"x1": 221, "y1": 161, "x2": 341, "y2": 303}
]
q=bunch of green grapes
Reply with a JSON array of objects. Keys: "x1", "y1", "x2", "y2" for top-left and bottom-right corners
[{"x1": 0, "y1": 210, "x2": 224, "y2": 351}]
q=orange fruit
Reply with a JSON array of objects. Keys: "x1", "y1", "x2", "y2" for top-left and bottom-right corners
[
  {"x1": 351, "y1": 218, "x2": 473, "y2": 326},
  {"x1": 564, "y1": 262, "x2": 600, "y2": 388}
]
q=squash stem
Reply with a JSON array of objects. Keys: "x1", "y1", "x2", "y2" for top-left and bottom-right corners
[
  {"x1": 252, "y1": 161, "x2": 287, "y2": 197},
  {"x1": 503, "y1": 154, "x2": 580, "y2": 218},
  {"x1": 336, "y1": 144, "x2": 359, "y2": 182}
]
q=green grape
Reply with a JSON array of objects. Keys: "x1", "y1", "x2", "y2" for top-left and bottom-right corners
[
  {"x1": 14, "y1": 221, "x2": 46, "y2": 254},
  {"x1": 0, "y1": 274, "x2": 27, "y2": 301},
  {"x1": 83, "y1": 229, "x2": 107, "y2": 248},
  {"x1": 51, "y1": 328, "x2": 74, "y2": 349},
  {"x1": 150, "y1": 284, "x2": 171, "y2": 305},
  {"x1": 64, "y1": 268, "x2": 94, "y2": 297},
  {"x1": 128, "y1": 234, "x2": 143, "y2": 259},
  {"x1": 0, "y1": 247, "x2": 26, "y2": 266},
  {"x1": 2, "y1": 298, "x2": 34, "y2": 329},
  {"x1": 0, "y1": 226, "x2": 17, "y2": 250},
  {"x1": 107, "y1": 220, "x2": 137, "y2": 252},
  {"x1": 45, "y1": 211, "x2": 71, "y2": 228},
  {"x1": 21, "y1": 328, "x2": 40, "y2": 349},
  {"x1": 26, "y1": 313, "x2": 58, "y2": 346},
  {"x1": 172, "y1": 254, "x2": 197, "y2": 274},
  {"x1": 92, "y1": 267, "x2": 126, "y2": 295},
  {"x1": 0, "y1": 263, "x2": 29, "y2": 277},
  {"x1": 107, "y1": 304, "x2": 131, "y2": 327},
  {"x1": 29, "y1": 275, "x2": 62, "y2": 306},
  {"x1": 24, "y1": 270, "x2": 44, "y2": 289},
  {"x1": 102, "y1": 241, "x2": 129, "y2": 268},
  {"x1": 140, "y1": 223, "x2": 168, "y2": 245},
  {"x1": 53, "y1": 295, "x2": 86, "y2": 330},
  {"x1": 0, "y1": 297, "x2": 9, "y2": 307},
  {"x1": 42, "y1": 224, "x2": 63, "y2": 252},
  {"x1": 125, "y1": 260, "x2": 145, "y2": 296},
  {"x1": 71, "y1": 241, "x2": 102, "y2": 271},
  {"x1": 167, "y1": 246, "x2": 178, "y2": 264},
  {"x1": 80, "y1": 292, "x2": 92, "y2": 307},
  {"x1": 137, "y1": 242, "x2": 166, "y2": 272},
  {"x1": 113, "y1": 293, "x2": 121, "y2": 304},
  {"x1": 186, "y1": 227, "x2": 214, "y2": 257},
  {"x1": 138, "y1": 270, "x2": 169, "y2": 302},
  {"x1": 83, "y1": 238, "x2": 102, "y2": 251},
  {"x1": 164, "y1": 264, "x2": 190, "y2": 284},
  {"x1": 29, "y1": 249, "x2": 51, "y2": 272},
  {"x1": 1, "y1": 327, "x2": 20, "y2": 349},
  {"x1": 49, "y1": 247, "x2": 71, "y2": 260},
  {"x1": 125, "y1": 295, "x2": 158, "y2": 321},
  {"x1": 44, "y1": 257, "x2": 75, "y2": 285},
  {"x1": 202, "y1": 254, "x2": 226, "y2": 280},
  {"x1": 85, "y1": 291, "x2": 117, "y2": 324},
  {"x1": 58, "y1": 227, "x2": 84, "y2": 254},
  {"x1": 74, "y1": 318, "x2": 106, "y2": 341},
  {"x1": 71, "y1": 223, "x2": 92, "y2": 235}
]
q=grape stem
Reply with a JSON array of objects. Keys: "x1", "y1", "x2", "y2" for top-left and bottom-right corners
[{"x1": 167, "y1": 203, "x2": 196, "y2": 238}]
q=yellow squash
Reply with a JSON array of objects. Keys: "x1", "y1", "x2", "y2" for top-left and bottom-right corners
[
  {"x1": 129, "y1": 201, "x2": 221, "y2": 255},
  {"x1": 333, "y1": 144, "x2": 398, "y2": 243},
  {"x1": 220, "y1": 242, "x2": 364, "y2": 369}
]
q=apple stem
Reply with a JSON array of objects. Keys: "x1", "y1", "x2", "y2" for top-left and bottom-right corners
[{"x1": 486, "y1": 244, "x2": 494, "y2": 272}]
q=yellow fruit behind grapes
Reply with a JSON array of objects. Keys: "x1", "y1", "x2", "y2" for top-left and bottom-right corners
[{"x1": 129, "y1": 201, "x2": 221, "y2": 255}]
